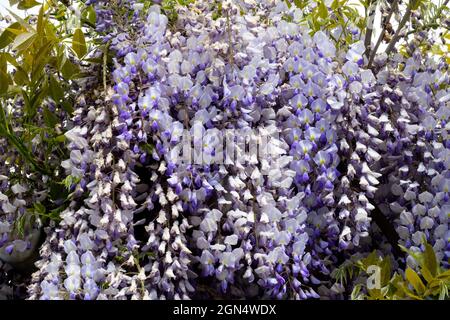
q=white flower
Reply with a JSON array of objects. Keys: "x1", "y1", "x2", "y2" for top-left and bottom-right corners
[
  {"x1": 262, "y1": 204, "x2": 282, "y2": 222},
  {"x1": 66, "y1": 251, "x2": 80, "y2": 265},
  {"x1": 224, "y1": 235, "x2": 239, "y2": 246},
  {"x1": 64, "y1": 275, "x2": 81, "y2": 293},
  {"x1": 65, "y1": 264, "x2": 81, "y2": 277},
  {"x1": 292, "y1": 233, "x2": 308, "y2": 257},
  {"x1": 268, "y1": 246, "x2": 289, "y2": 264},
  {"x1": 275, "y1": 231, "x2": 291, "y2": 246},
  {"x1": 313, "y1": 31, "x2": 335, "y2": 57},
  {"x1": 220, "y1": 252, "x2": 236, "y2": 268},
  {"x1": 11, "y1": 184, "x2": 28, "y2": 194},
  {"x1": 1, "y1": 202, "x2": 15, "y2": 214},
  {"x1": 200, "y1": 217, "x2": 217, "y2": 233},
  {"x1": 420, "y1": 216, "x2": 434, "y2": 230}
]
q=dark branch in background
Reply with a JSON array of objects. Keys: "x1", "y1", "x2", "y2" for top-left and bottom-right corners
[
  {"x1": 368, "y1": 0, "x2": 399, "y2": 67},
  {"x1": 384, "y1": 1, "x2": 413, "y2": 55},
  {"x1": 370, "y1": 204, "x2": 404, "y2": 258},
  {"x1": 364, "y1": 0, "x2": 377, "y2": 58}
]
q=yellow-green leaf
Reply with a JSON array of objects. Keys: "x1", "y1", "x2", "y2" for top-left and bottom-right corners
[
  {"x1": 72, "y1": 28, "x2": 87, "y2": 59},
  {"x1": 17, "y1": 0, "x2": 41, "y2": 10},
  {"x1": 5, "y1": 8, "x2": 35, "y2": 33},
  {"x1": 49, "y1": 75, "x2": 63, "y2": 102},
  {"x1": 423, "y1": 243, "x2": 438, "y2": 276},
  {"x1": 43, "y1": 106, "x2": 58, "y2": 128},
  {"x1": 0, "y1": 22, "x2": 21, "y2": 49},
  {"x1": 0, "y1": 54, "x2": 10, "y2": 95},
  {"x1": 12, "y1": 32, "x2": 36, "y2": 51},
  {"x1": 37, "y1": 5, "x2": 45, "y2": 36},
  {"x1": 361, "y1": 250, "x2": 379, "y2": 269},
  {"x1": 380, "y1": 257, "x2": 392, "y2": 287},
  {"x1": 421, "y1": 266, "x2": 433, "y2": 284},
  {"x1": 318, "y1": 0, "x2": 328, "y2": 19},
  {"x1": 61, "y1": 59, "x2": 80, "y2": 80},
  {"x1": 86, "y1": 6, "x2": 96, "y2": 25},
  {"x1": 13, "y1": 66, "x2": 29, "y2": 85},
  {"x1": 436, "y1": 270, "x2": 450, "y2": 280},
  {"x1": 402, "y1": 284, "x2": 424, "y2": 300},
  {"x1": 405, "y1": 268, "x2": 426, "y2": 295}
]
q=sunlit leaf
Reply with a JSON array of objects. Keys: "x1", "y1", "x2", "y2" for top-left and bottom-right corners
[
  {"x1": 318, "y1": 0, "x2": 328, "y2": 19},
  {"x1": 423, "y1": 243, "x2": 438, "y2": 276},
  {"x1": 405, "y1": 268, "x2": 426, "y2": 295},
  {"x1": 17, "y1": 0, "x2": 41, "y2": 10},
  {"x1": 37, "y1": 5, "x2": 45, "y2": 36},
  {"x1": 0, "y1": 22, "x2": 22, "y2": 49},
  {"x1": 12, "y1": 32, "x2": 36, "y2": 51},
  {"x1": 86, "y1": 5, "x2": 97, "y2": 25},
  {"x1": 380, "y1": 256, "x2": 392, "y2": 287},
  {"x1": 72, "y1": 28, "x2": 87, "y2": 59},
  {"x1": 5, "y1": 8, "x2": 35, "y2": 33},
  {"x1": 0, "y1": 54, "x2": 10, "y2": 95},
  {"x1": 421, "y1": 266, "x2": 433, "y2": 283}
]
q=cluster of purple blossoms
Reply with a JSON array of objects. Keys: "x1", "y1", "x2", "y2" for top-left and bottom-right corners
[
  {"x1": 369, "y1": 51, "x2": 449, "y2": 269},
  {"x1": 15, "y1": 0, "x2": 448, "y2": 300}
]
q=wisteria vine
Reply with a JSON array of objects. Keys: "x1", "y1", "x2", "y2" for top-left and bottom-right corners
[{"x1": 0, "y1": 0, "x2": 448, "y2": 300}]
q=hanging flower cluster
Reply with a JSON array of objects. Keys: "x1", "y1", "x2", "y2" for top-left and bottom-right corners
[
  {"x1": 0, "y1": 0, "x2": 447, "y2": 300},
  {"x1": 369, "y1": 51, "x2": 449, "y2": 269}
]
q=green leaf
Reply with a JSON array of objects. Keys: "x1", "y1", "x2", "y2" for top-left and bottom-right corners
[
  {"x1": 350, "y1": 283, "x2": 364, "y2": 300},
  {"x1": 0, "y1": 22, "x2": 22, "y2": 50},
  {"x1": 49, "y1": 75, "x2": 64, "y2": 102},
  {"x1": 293, "y1": 0, "x2": 307, "y2": 9},
  {"x1": 423, "y1": 242, "x2": 438, "y2": 276},
  {"x1": 331, "y1": 0, "x2": 340, "y2": 10},
  {"x1": 0, "y1": 54, "x2": 10, "y2": 95},
  {"x1": 411, "y1": 0, "x2": 423, "y2": 10},
  {"x1": 86, "y1": 5, "x2": 97, "y2": 25},
  {"x1": 380, "y1": 256, "x2": 392, "y2": 287},
  {"x1": 402, "y1": 284, "x2": 424, "y2": 300},
  {"x1": 61, "y1": 99, "x2": 74, "y2": 114},
  {"x1": 12, "y1": 32, "x2": 36, "y2": 51},
  {"x1": 37, "y1": 5, "x2": 45, "y2": 36},
  {"x1": 61, "y1": 59, "x2": 80, "y2": 80},
  {"x1": 405, "y1": 267, "x2": 426, "y2": 295},
  {"x1": 421, "y1": 266, "x2": 434, "y2": 284},
  {"x1": 361, "y1": 250, "x2": 378, "y2": 269},
  {"x1": 72, "y1": 28, "x2": 87, "y2": 59},
  {"x1": 43, "y1": 106, "x2": 58, "y2": 128},
  {"x1": 318, "y1": 0, "x2": 328, "y2": 19},
  {"x1": 13, "y1": 65, "x2": 29, "y2": 85},
  {"x1": 17, "y1": 0, "x2": 41, "y2": 10},
  {"x1": 31, "y1": 41, "x2": 53, "y2": 78},
  {"x1": 33, "y1": 202, "x2": 46, "y2": 215},
  {"x1": 5, "y1": 8, "x2": 35, "y2": 33},
  {"x1": 54, "y1": 134, "x2": 66, "y2": 143},
  {"x1": 436, "y1": 270, "x2": 450, "y2": 280}
]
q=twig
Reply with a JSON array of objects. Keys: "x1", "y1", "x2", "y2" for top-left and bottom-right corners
[
  {"x1": 103, "y1": 41, "x2": 110, "y2": 92},
  {"x1": 225, "y1": 11, "x2": 234, "y2": 66},
  {"x1": 364, "y1": 0, "x2": 377, "y2": 58},
  {"x1": 368, "y1": 0, "x2": 399, "y2": 67},
  {"x1": 384, "y1": 2, "x2": 413, "y2": 56},
  {"x1": 405, "y1": 23, "x2": 440, "y2": 36}
]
